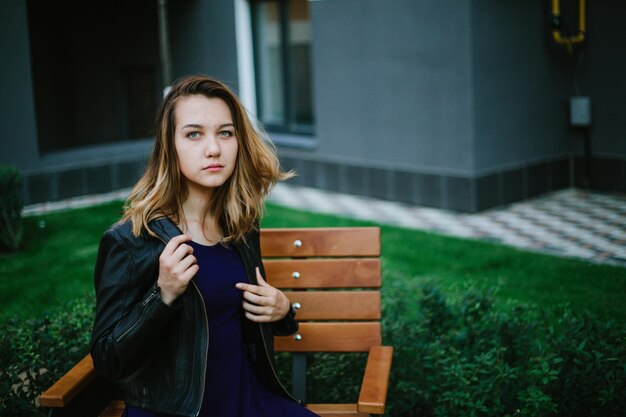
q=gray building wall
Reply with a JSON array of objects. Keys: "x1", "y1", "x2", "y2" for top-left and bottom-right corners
[
  {"x1": 1, "y1": 0, "x2": 624, "y2": 210},
  {"x1": 169, "y1": 0, "x2": 240, "y2": 87},
  {"x1": 280, "y1": 0, "x2": 477, "y2": 209},
  {"x1": 279, "y1": 0, "x2": 625, "y2": 211},
  {"x1": 310, "y1": 0, "x2": 474, "y2": 174},
  {"x1": 472, "y1": 0, "x2": 571, "y2": 172},
  {"x1": 469, "y1": 0, "x2": 626, "y2": 204},
  {"x1": 469, "y1": 0, "x2": 572, "y2": 209},
  {"x1": 585, "y1": 1, "x2": 626, "y2": 157},
  {"x1": 581, "y1": 0, "x2": 626, "y2": 192}
]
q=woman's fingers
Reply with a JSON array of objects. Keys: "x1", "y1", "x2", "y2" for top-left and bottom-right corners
[
  {"x1": 158, "y1": 234, "x2": 198, "y2": 305},
  {"x1": 162, "y1": 234, "x2": 192, "y2": 257},
  {"x1": 236, "y1": 267, "x2": 290, "y2": 322},
  {"x1": 179, "y1": 260, "x2": 199, "y2": 281},
  {"x1": 241, "y1": 288, "x2": 265, "y2": 305},
  {"x1": 255, "y1": 267, "x2": 269, "y2": 286},
  {"x1": 242, "y1": 301, "x2": 271, "y2": 316},
  {"x1": 244, "y1": 311, "x2": 272, "y2": 323},
  {"x1": 172, "y1": 242, "x2": 193, "y2": 261},
  {"x1": 176, "y1": 251, "x2": 197, "y2": 273}
]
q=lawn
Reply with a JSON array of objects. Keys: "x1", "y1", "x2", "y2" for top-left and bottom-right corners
[{"x1": 1, "y1": 200, "x2": 625, "y2": 322}]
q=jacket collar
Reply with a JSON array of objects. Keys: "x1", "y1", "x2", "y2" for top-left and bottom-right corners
[
  {"x1": 147, "y1": 217, "x2": 183, "y2": 243},
  {"x1": 146, "y1": 216, "x2": 252, "y2": 253}
]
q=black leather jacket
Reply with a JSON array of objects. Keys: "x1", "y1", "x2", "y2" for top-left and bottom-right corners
[{"x1": 90, "y1": 217, "x2": 299, "y2": 416}]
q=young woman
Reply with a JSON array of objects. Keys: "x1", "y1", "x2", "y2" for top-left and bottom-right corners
[{"x1": 90, "y1": 75, "x2": 317, "y2": 417}]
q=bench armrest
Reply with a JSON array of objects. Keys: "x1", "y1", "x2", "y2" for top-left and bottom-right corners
[
  {"x1": 357, "y1": 345, "x2": 393, "y2": 415},
  {"x1": 39, "y1": 354, "x2": 96, "y2": 407}
]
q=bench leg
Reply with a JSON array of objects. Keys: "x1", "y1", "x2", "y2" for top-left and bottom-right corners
[{"x1": 293, "y1": 353, "x2": 307, "y2": 402}]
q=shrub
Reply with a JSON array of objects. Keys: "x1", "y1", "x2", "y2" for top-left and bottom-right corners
[
  {"x1": 0, "y1": 295, "x2": 95, "y2": 417},
  {"x1": 275, "y1": 282, "x2": 625, "y2": 417},
  {"x1": 2, "y1": 285, "x2": 625, "y2": 417},
  {"x1": 0, "y1": 165, "x2": 23, "y2": 251},
  {"x1": 383, "y1": 284, "x2": 626, "y2": 417}
]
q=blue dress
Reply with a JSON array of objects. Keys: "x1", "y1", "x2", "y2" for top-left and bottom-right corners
[{"x1": 124, "y1": 241, "x2": 317, "y2": 417}]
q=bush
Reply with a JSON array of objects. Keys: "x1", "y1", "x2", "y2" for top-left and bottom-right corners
[
  {"x1": 3, "y1": 286, "x2": 624, "y2": 417},
  {"x1": 0, "y1": 165, "x2": 23, "y2": 251},
  {"x1": 0, "y1": 295, "x2": 94, "y2": 417},
  {"x1": 274, "y1": 282, "x2": 625, "y2": 417},
  {"x1": 383, "y1": 284, "x2": 626, "y2": 417}
]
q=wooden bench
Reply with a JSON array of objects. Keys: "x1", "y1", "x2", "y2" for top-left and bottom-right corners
[{"x1": 39, "y1": 227, "x2": 393, "y2": 417}]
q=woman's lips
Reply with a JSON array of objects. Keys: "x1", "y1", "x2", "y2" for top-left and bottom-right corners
[{"x1": 203, "y1": 164, "x2": 224, "y2": 172}]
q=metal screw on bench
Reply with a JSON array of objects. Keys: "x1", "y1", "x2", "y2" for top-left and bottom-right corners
[
  {"x1": 292, "y1": 302, "x2": 301, "y2": 310},
  {"x1": 293, "y1": 239, "x2": 302, "y2": 248},
  {"x1": 292, "y1": 271, "x2": 301, "y2": 279},
  {"x1": 294, "y1": 334, "x2": 302, "y2": 341}
]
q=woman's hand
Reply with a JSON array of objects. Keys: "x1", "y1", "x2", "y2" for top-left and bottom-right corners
[
  {"x1": 236, "y1": 267, "x2": 290, "y2": 322},
  {"x1": 157, "y1": 234, "x2": 199, "y2": 305}
]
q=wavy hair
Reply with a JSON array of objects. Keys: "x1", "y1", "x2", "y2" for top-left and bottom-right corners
[{"x1": 121, "y1": 75, "x2": 293, "y2": 242}]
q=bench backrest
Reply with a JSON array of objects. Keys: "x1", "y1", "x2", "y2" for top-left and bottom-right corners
[
  {"x1": 262, "y1": 227, "x2": 382, "y2": 351},
  {"x1": 261, "y1": 227, "x2": 382, "y2": 401}
]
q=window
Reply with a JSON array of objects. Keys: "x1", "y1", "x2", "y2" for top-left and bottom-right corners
[
  {"x1": 27, "y1": 0, "x2": 160, "y2": 152},
  {"x1": 252, "y1": 0, "x2": 314, "y2": 134}
]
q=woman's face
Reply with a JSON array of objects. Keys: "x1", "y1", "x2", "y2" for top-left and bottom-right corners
[{"x1": 174, "y1": 95, "x2": 239, "y2": 194}]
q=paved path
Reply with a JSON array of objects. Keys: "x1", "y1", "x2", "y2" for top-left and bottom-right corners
[
  {"x1": 269, "y1": 184, "x2": 626, "y2": 267},
  {"x1": 23, "y1": 184, "x2": 626, "y2": 267}
]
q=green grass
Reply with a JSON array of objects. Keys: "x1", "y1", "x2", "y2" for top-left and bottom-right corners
[
  {"x1": 0, "y1": 202, "x2": 125, "y2": 320},
  {"x1": 1, "y1": 201, "x2": 625, "y2": 322},
  {"x1": 263, "y1": 204, "x2": 626, "y2": 321}
]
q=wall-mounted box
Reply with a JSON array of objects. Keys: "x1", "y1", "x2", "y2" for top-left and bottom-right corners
[{"x1": 570, "y1": 96, "x2": 591, "y2": 127}]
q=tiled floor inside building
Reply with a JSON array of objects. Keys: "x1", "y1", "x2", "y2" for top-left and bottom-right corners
[{"x1": 24, "y1": 184, "x2": 626, "y2": 267}]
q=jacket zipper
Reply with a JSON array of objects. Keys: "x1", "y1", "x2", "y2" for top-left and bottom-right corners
[
  {"x1": 154, "y1": 230, "x2": 209, "y2": 416},
  {"x1": 191, "y1": 280, "x2": 209, "y2": 416},
  {"x1": 235, "y1": 243, "x2": 300, "y2": 403},
  {"x1": 143, "y1": 287, "x2": 159, "y2": 305},
  {"x1": 116, "y1": 289, "x2": 155, "y2": 343},
  {"x1": 258, "y1": 325, "x2": 301, "y2": 404}
]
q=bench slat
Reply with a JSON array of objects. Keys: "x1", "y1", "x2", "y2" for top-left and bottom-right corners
[
  {"x1": 264, "y1": 258, "x2": 381, "y2": 288},
  {"x1": 286, "y1": 291, "x2": 381, "y2": 321},
  {"x1": 261, "y1": 228, "x2": 380, "y2": 257},
  {"x1": 275, "y1": 322, "x2": 381, "y2": 352}
]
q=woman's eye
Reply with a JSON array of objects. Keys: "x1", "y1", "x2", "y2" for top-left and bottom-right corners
[
  {"x1": 219, "y1": 130, "x2": 234, "y2": 138},
  {"x1": 187, "y1": 131, "x2": 201, "y2": 139}
]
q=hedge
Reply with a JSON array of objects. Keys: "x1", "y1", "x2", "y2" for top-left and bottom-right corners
[
  {"x1": 0, "y1": 297, "x2": 93, "y2": 417},
  {"x1": 0, "y1": 165, "x2": 23, "y2": 252},
  {"x1": 1, "y1": 285, "x2": 624, "y2": 417}
]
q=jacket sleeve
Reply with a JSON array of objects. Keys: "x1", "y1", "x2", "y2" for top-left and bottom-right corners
[
  {"x1": 90, "y1": 228, "x2": 178, "y2": 381},
  {"x1": 270, "y1": 303, "x2": 299, "y2": 336}
]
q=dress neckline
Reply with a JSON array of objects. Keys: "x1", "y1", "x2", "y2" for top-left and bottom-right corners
[{"x1": 188, "y1": 240, "x2": 221, "y2": 248}]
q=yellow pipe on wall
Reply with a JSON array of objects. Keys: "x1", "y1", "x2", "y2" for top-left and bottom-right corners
[{"x1": 551, "y1": 0, "x2": 586, "y2": 46}]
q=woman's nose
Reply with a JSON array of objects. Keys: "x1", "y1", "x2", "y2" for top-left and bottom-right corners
[{"x1": 204, "y1": 135, "x2": 220, "y2": 157}]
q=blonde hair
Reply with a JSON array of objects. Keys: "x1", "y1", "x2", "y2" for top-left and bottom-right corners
[{"x1": 121, "y1": 75, "x2": 293, "y2": 242}]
